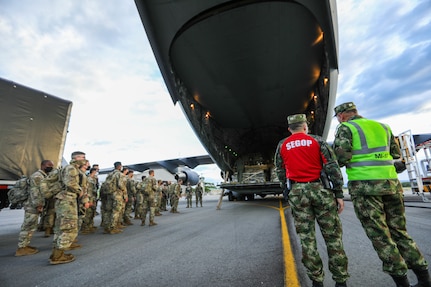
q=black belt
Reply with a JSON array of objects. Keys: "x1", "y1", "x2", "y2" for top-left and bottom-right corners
[{"x1": 290, "y1": 179, "x2": 320, "y2": 184}]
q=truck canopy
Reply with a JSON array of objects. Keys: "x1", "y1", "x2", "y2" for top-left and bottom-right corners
[{"x1": 0, "y1": 78, "x2": 72, "y2": 180}]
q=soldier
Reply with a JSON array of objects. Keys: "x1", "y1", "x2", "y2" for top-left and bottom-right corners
[
  {"x1": 185, "y1": 182, "x2": 193, "y2": 208},
  {"x1": 123, "y1": 170, "x2": 136, "y2": 225},
  {"x1": 15, "y1": 160, "x2": 54, "y2": 256},
  {"x1": 154, "y1": 179, "x2": 163, "y2": 216},
  {"x1": 81, "y1": 167, "x2": 97, "y2": 234},
  {"x1": 333, "y1": 102, "x2": 430, "y2": 287},
  {"x1": 160, "y1": 182, "x2": 168, "y2": 211},
  {"x1": 195, "y1": 181, "x2": 203, "y2": 207},
  {"x1": 170, "y1": 179, "x2": 182, "y2": 213},
  {"x1": 49, "y1": 151, "x2": 87, "y2": 265},
  {"x1": 104, "y1": 161, "x2": 126, "y2": 234},
  {"x1": 274, "y1": 114, "x2": 349, "y2": 287},
  {"x1": 118, "y1": 166, "x2": 129, "y2": 227},
  {"x1": 140, "y1": 170, "x2": 158, "y2": 226},
  {"x1": 134, "y1": 175, "x2": 146, "y2": 219}
]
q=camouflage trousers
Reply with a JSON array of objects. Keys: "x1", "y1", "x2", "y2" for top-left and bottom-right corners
[
  {"x1": 351, "y1": 193, "x2": 428, "y2": 276},
  {"x1": 141, "y1": 195, "x2": 156, "y2": 224},
  {"x1": 195, "y1": 193, "x2": 202, "y2": 207},
  {"x1": 100, "y1": 194, "x2": 112, "y2": 228},
  {"x1": 288, "y1": 183, "x2": 349, "y2": 283},
  {"x1": 17, "y1": 210, "x2": 39, "y2": 248},
  {"x1": 42, "y1": 197, "x2": 56, "y2": 230},
  {"x1": 123, "y1": 197, "x2": 134, "y2": 222},
  {"x1": 82, "y1": 205, "x2": 96, "y2": 230},
  {"x1": 53, "y1": 196, "x2": 78, "y2": 250},
  {"x1": 170, "y1": 195, "x2": 179, "y2": 212},
  {"x1": 110, "y1": 193, "x2": 124, "y2": 229},
  {"x1": 186, "y1": 194, "x2": 192, "y2": 207}
]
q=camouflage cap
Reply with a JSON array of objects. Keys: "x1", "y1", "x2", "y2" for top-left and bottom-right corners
[
  {"x1": 287, "y1": 114, "x2": 307, "y2": 124},
  {"x1": 334, "y1": 102, "x2": 356, "y2": 116}
]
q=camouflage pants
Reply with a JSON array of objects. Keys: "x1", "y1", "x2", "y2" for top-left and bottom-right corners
[
  {"x1": 53, "y1": 196, "x2": 78, "y2": 250},
  {"x1": 186, "y1": 194, "x2": 192, "y2": 207},
  {"x1": 141, "y1": 195, "x2": 156, "y2": 224},
  {"x1": 351, "y1": 193, "x2": 428, "y2": 276},
  {"x1": 195, "y1": 193, "x2": 202, "y2": 207},
  {"x1": 123, "y1": 196, "x2": 134, "y2": 221},
  {"x1": 17, "y1": 210, "x2": 39, "y2": 248},
  {"x1": 110, "y1": 193, "x2": 124, "y2": 229},
  {"x1": 288, "y1": 183, "x2": 349, "y2": 283},
  {"x1": 82, "y1": 205, "x2": 96, "y2": 230},
  {"x1": 42, "y1": 197, "x2": 56, "y2": 229},
  {"x1": 100, "y1": 193, "x2": 112, "y2": 228},
  {"x1": 170, "y1": 195, "x2": 179, "y2": 212}
]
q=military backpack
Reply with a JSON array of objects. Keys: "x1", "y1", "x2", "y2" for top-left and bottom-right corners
[
  {"x1": 40, "y1": 168, "x2": 64, "y2": 199},
  {"x1": 7, "y1": 176, "x2": 30, "y2": 205}
]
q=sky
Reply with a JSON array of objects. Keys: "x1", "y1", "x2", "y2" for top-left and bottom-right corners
[{"x1": 0, "y1": 1, "x2": 430, "y2": 184}]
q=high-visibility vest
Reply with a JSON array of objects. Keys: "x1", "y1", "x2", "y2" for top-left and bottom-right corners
[{"x1": 342, "y1": 118, "x2": 398, "y2": 180}]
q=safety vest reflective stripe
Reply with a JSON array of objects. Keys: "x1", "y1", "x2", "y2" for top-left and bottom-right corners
[{"x1": 349, "y1": 160, "x2": 394, "y2": 167}]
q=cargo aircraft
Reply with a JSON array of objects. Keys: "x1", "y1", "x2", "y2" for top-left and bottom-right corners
[{"x1": 127, "y1": 0, "x2": 339, "y2": 200}]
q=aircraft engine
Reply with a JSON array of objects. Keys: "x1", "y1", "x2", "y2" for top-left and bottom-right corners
[{"x1": 174, "y1": 167, "x2": 200, "y2": 185}]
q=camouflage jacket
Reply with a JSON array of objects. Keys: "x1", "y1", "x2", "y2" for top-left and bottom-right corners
[
  {"x1": 274, "y1": 134, "x2": 344, "y2": 198},
  {"x1": 333, "y1": 115, "x2": 403, "y2": 195}
]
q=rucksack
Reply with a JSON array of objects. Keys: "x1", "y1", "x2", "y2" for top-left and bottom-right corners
[
  {"x1": 40, "y1": 168, "x2": 64, "y2": 199},
  {"x1": 7, "y1": 176, "x2": 30, "y2": 205},
  {"x1": 100, "y1": 172, "x2": 117, "y2": 195}
]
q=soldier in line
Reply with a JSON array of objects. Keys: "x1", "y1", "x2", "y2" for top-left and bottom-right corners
[
  {"x1": 118, "y1": 166, "x2": 129, "y2": 228},
  {"x1": 170, "y1": 179, "x2": 182, "y2": 213},
  {"x1": 185, "y1": 182, "x2": 193, "y2": 208},
  {"x1": 134, "y1": 175, "x2": 146, "y2": 220},
  {"x1": 105, "y1": 162, "x2": 126, "y2": 234},
  {"x1": 81, "y1": 167, "x2": 98, "y2": 234},
  {"x1": 274, "y1": 114, "x2": 349, "y2": 287},
  {"x1": 333, "y1": 102, "x2": 430, "y2": 287},
  {"x1": 123, "y1": 170, "x2": 136, "y2": 225},
  {"x1": 154, "y1": 179, "x2": 163, "y2": 216},
  {"x1": 195, "y1": 182, "x2": 203, "y2": 207},
  {"x1": 15, "y1": 160, "x2": 54, "y2": 256},
  {"x1": 50, "y1": 151, "x2": 87, "y2": 265},
  {"x1": 41, "y1": 178, "x2": 56, "y2": 237},
  {"x1": 160, "y1": 182, "x2": 168, "y2": 211},
  {"x1": 140, "y1": 170, "x2": 158, "y2": 226}
]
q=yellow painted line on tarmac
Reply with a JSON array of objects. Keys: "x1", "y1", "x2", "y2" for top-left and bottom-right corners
[
  {"x1": 257, "y1": 199, "x2": 300, "y2": 287},
  {"x1": 278, "y1": 199, "x2": 300, "y2": 287}
]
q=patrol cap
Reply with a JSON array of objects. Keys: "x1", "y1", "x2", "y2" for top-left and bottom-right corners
[
  {"x1": 287, "y1": 114, "x2": 307, "y2": 125},
  {"x1": 334, "y1": 102, "x2": 356, "y2": 116}
]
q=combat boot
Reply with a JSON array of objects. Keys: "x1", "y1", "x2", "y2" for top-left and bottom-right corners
[
  {"x1": 335, "y1": 282, "x2": 347, "y2": 287},
  {"x1": 413, "y1": 268, "x2": 431, "y2": 287},
  {"x1": 49, "y1": 248, "x2": 75, "y2": 265},
  {"x1": 149, "y1": 220, "x2": 158, "y2": 226},
  {"x1": 44, "y1": 227, "x2": 52, "y2": 238},
  {"x1": 15, "y1": 246, "x2": 39, "y2": 257},
  {"x1": 312, "y1": 280, "x2": 324, "y2": 287},
  {"x1": 391, "y1": 275, "x2": 411, "y2": 287}
]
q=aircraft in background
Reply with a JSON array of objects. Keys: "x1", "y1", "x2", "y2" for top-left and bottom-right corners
[
  {"x1": 98, "y1": 155, "x2": 214, "y2": 186},
  {"x1": 134, "y1": 0, "x2": 339, "y2": 200}
]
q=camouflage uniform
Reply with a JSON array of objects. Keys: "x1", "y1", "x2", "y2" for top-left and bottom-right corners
[
  {"x1": 52, "y1": 160, "x2": 83, "y2": 251},
  {"x1": 154, "y1": 180, "x2": 162, "y2": 215},
  {"x1": 17, "y1": 169, "x2": 47, "y2": 248},
  {"x1": 81, "y1": 174, "x2": 97, "y2": 232},
  {"x1": 170, "y1": 181, "x2": 182, "y2": 213},
  {"x1": 333, "y1": 113, "x2": 428, "y2": 277},
  {"x1": 160, "y1": 183, "x2": 168, "y2": 211},
  {"x1": 141, "y1": 174, "x2": 158, "y2": 226},
  {"x1": 185, "y1": 183, "x2": 193, "y2": 208},
  {"x1": 195, "y1": 183, "x2": 203, "y2": 207},
  {"x1": 274, "y1": 114, "x2": 349, "y2": 285},
  {"x1": 110, "y1": 170, "x2": 127, "y2": 230},
  {"x1": 123, "y1": 175, "x2": 136, "y2": 224}
]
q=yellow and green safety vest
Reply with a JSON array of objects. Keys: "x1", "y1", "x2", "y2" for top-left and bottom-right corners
[{"x1": 342, "y1": 118, "x2": 398, "y2": 180}]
